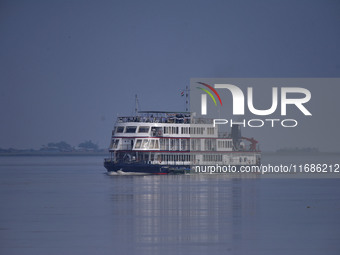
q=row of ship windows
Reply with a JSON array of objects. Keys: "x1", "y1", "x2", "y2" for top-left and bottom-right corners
[
  {"x1": 115, "y1": 126, "x2": 147, "y2": 133},
  {"x1": 217, "y1": 140, "x2": 233, "y2": 148},
  {"x1": 160, "y1": 154, "x2": 196, "y2": 162},
  {"x1": 114, "y1": 126, "x2": 215, "y2": 135},
  {"x1": 160, "y1": 154, "x2": 250, "y2": 163},
  {"x1": 160, "y1": 154, "x2": 246, "y2": 162},
  {"x1": 112, "y1": 138, "x2": 233, "y2": 151},
  {"x1": 135, "y1": 139, "x2": 159, "y2": 149},
  {"x1": 163, "y1": 127, "x2": 215, "y2": 135},
  {"x1": 134, "y1": 153, "x2": 196, "y2": 162},
  {"x1": 203, "y1": 154, "x2": 223, "y2": 162},
  {"x1": 112, "y1": 139, "x2": 161, "y2": 149},
  {"x1": 152, "y1": 154, "x2": 249, "y2": 163},
  {"x1": 202, "y1": 155, "x2": 250, "y2": 163}
]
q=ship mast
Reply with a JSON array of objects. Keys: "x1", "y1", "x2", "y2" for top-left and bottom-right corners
[
  {"x1": 135, "y1": 94, "x2": 140, "y2": 115},
  {"x1": 184, "y1": 86, "x2": 190, "y2": 112}
]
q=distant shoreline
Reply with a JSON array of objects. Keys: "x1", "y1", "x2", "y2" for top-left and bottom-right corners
[
  {"x1": 0, "y1": 151, "x2": 339, "y2": 157},
  {"x1": 0, "y1": 151, "x2": 109, "y2": 157}
]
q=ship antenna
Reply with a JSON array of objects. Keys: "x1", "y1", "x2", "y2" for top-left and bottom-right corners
[
  {"x1": 135, "y1": 94, "x2": 139, "y2": 115},
  {"x1": 185, "y1": 86, "x2": 190, "y2": 112}
]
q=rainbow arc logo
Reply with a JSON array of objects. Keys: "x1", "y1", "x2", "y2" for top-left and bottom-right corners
[{"x1": 196, "y1": 82, "x2": 223, "y2": 106}]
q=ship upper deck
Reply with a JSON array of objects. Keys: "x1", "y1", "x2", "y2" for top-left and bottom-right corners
[{"x1": 116, "y1": 111, "x2": 214, "y2": 125}]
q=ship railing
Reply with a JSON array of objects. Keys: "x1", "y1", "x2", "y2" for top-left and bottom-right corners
[
  {"x1": 190, "y1": 118, "x2": 214, "y2": 124},
  {"x1": 117, "y1": 116, "x2": 192, "y2": 124},
  {"x1": 116, "y1": 116, "x2": 215, "y2": 125}
]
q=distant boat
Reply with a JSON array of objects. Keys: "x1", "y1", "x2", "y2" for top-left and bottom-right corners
[{"x1": 104, "y1": 100, "x2": 261, "y2": 175}]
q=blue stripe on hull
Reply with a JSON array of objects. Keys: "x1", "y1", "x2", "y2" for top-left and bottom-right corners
[{"x1": 104, "y1": 161, "x2": 189, "y2": 174}]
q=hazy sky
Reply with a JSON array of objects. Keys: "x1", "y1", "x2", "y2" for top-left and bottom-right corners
[
  {"x1": 1, "y1": 0, "x2": 339, "y2": 150},
  {"x1": 191, "y1": 78, "x2": 340, "y2": 152}
]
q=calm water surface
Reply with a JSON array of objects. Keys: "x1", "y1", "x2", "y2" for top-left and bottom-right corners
[{"x1": 0, "y1": 155, "x2": 340, "y2": 255}]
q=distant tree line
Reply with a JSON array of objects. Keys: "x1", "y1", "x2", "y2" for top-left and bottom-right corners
[
  {"x1": 78, "y1": 140, "x2": 99, "y2": 151},
  {"x1": 0, "y1": 140, "x2": 103, "y2": 154},
  {"x1": 42, "y1": 141, "x2": 73, "y2": 152},
  {"x1": 40, "y1": 140, "x2": 100, "y2": 152}
]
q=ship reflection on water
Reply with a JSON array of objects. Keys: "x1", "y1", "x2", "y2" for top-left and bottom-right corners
[
  {"x1": 109, "y1": 175, "x2": 259, "y2": 254},
  {"x1": 109, "y1": 172, "x2": 340, "y2": 255},
  {"x1": 1, "y1": 156, "x2": 339, "y2": 254}
]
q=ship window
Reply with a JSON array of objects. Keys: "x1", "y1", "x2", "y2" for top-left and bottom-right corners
[
  {"x1": 218, "y1": 140, "x2": 230, "y2": 148},
  {"x1": 207, "y1": 127, "x2": 215, "y2": 135},
  {"x1": 171, "y1": 127, "x2": 179, "y2": 134},
  {"x1": 126, "y1": 126, "x2": 137, "y2": 133},
  {"x1": 149, "y1": 140, "x2": 155, "y2": 149},
  {"x1": 135, "y1": 139, "x2": 142, "y2": 149},
  {"x1": 116, "y1": 126, "x2": 124, "y2": 133},
  {"x1": 113, "y1": 139, "x2": 119, "y2": 149},
  {"x1": 142, "y1": 139, "x2": 149, "y2": 149},
  {"x1": 164, "y1": 127, "x2": 168, "y2": 134},
  {"x1": 203, "y1": 154, "x2": 222, "y2": 162},
  {"x1": 138, "y1": 126, "x2": 149, "y2": 133},
  {"x1": 154, "y1": 140, "x2": 159, "y2": 149}
]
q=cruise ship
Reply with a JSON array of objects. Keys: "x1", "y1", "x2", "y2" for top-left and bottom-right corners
[{"x1": 104, "y1": 110, "x2": 261, "y2": 174}]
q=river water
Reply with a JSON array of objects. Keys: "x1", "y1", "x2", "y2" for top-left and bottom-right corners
[{"x1": 0, "y1": 155, "x2": 339, "y2": 255}]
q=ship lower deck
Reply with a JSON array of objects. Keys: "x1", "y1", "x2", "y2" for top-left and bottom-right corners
[{"x1": 104, "y1": 159, "x2": 261, "y2": 175}]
